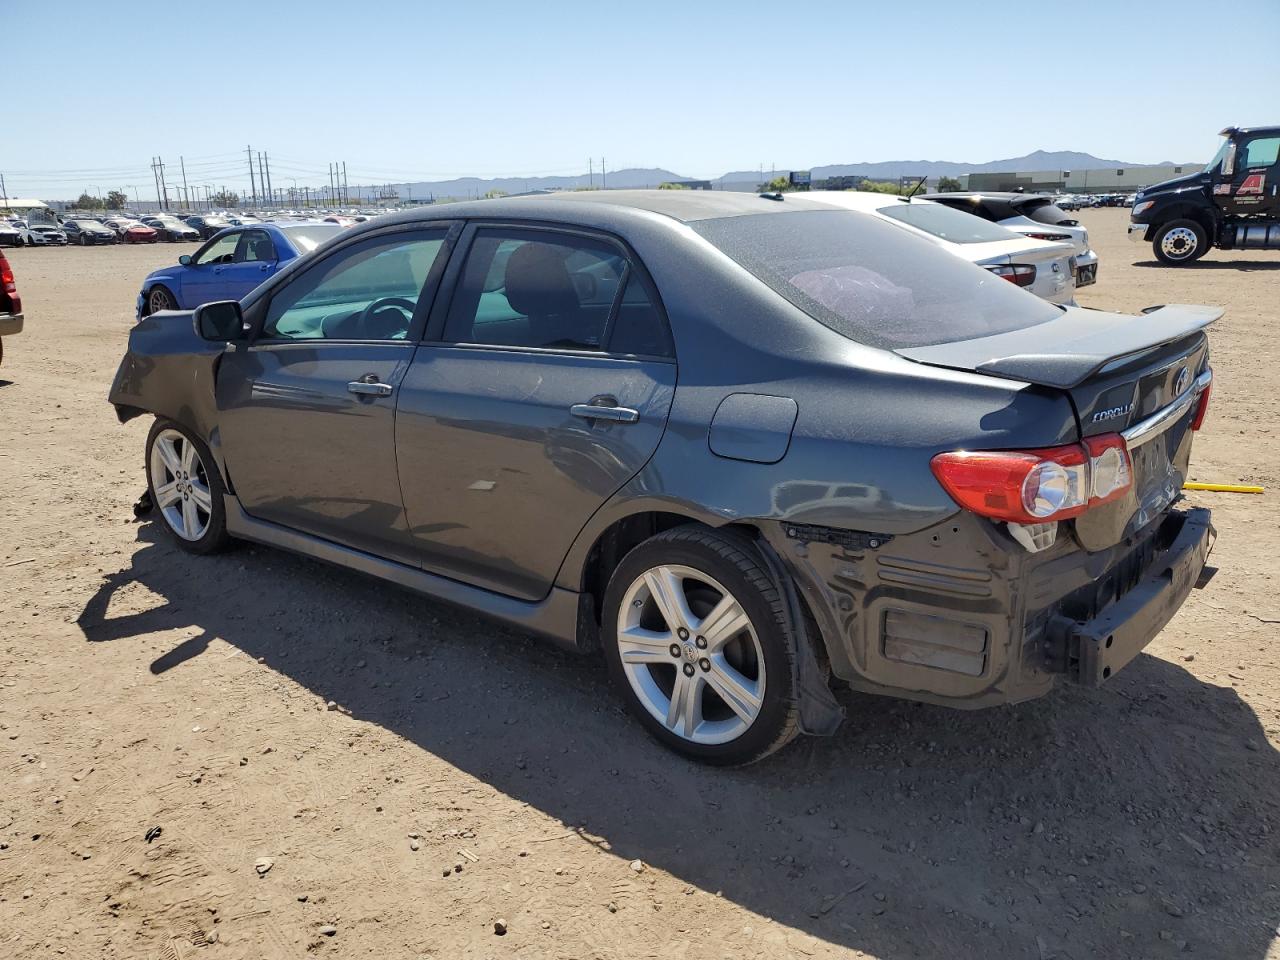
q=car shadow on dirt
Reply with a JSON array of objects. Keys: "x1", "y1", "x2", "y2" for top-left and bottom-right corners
[{"x1": 79, "y1": 527, "x2": 1280, "y2": 959}]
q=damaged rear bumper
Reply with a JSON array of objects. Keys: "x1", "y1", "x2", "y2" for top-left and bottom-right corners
[
  {"x1": 763, "y1": 506, "x2": 1213, "y2": 710},
  {"x1": 1049, "y1": 507, "x2": 1213, "y2": 686}
]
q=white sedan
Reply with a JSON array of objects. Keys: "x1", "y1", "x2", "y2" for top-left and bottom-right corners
[
  {"x1": 923, "y1": 192, "x2": 1099, "y2": 287},
  {"x1": 807, "y1": 192, "x2": 1078, "y2": 305}
]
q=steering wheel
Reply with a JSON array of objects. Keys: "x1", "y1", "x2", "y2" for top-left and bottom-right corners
[{"x1": 355, "y1": 297, "x2": 417, "y2": 339}]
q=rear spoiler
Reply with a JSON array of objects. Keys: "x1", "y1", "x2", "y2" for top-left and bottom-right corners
[{"x1": 895, "y1": 304, "x2": 1222, "y2": 389}]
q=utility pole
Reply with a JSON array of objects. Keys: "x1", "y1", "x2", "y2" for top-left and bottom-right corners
[
  {"x1": 602, "y1": 157, "x2": 606, "y2": 190},
  {"x1": 247, "y1": 145, "x2": 258, "y2": 209},
  {"x1": 264, "y1": 153, "x2": 274, "y2": 209},
  {"x1": 0, "y1": 172, "x2": 7, "y2": 200},
  {"x1": 589, "y1": 158, "x2": 594, "y2": 189},
  {"x1": 328, "y1": 163, "x2": 334, "y2": 206},
  {"x1": 157, "y1": 157, "x2": 168, "y2": 211},
  {"x1": 342, "y1": 162, "x2": 348, "y2": 206},
  {"x1": 179, "y1": 156, "x2": 190, "y2": 210}
]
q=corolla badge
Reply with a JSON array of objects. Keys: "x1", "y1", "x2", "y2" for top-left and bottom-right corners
[
  {"x1": 1174, "y1": 366, "x2": 1191, "y2": 395},
  {"x1": 1091, "y1": 404, "x2": 1133, "y2": 424}
]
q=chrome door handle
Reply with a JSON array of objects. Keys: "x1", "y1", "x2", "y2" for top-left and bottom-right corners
[
  {"x1": 348, "y1": 376, "x2": 393, "y2": 397},
  {"x1": 571, "y1": 396, "x2": 639, "y2": 423}
]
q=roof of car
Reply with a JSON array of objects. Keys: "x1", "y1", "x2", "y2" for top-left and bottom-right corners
[{"x1": 367, "y1": 189, "x2": 857, "y2": 233}]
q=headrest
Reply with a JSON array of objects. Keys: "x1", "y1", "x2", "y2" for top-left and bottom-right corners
[{"x1": 503, "y1": 242, "x2": 580, "y2": 317}]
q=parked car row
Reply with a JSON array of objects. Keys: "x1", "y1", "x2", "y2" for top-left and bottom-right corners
[
  {"x1": 1054, "y1": 193, "x2": 1133, "y2": 211},
  {"x1": 110, "y1": 189, "x2": 1215, "y2": 764},
  {"x1": 1, "y1": 208, "x2": 374, "y2": 249}
]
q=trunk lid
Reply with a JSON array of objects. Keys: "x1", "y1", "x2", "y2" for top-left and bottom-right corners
[{"x1": 898, "y1": 303, "x2": 1219, "y2": 550}]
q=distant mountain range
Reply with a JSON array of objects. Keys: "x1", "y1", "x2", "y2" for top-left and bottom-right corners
[{"x1": 365, "y1": 150, "x2": 1192, "y2": 201}]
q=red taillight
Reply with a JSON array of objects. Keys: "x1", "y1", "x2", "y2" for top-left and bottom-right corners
[
  {"x1": 931, "y1": 434, "x2": 1133, "y2": 524},
  {"x1": 0, "y1": 256, "x2": 14, "y2": 294},
  {"x1": 1191, "y1": 382, "x2": 1211, "y2": 431},
  {"x1": 985, "y1": 263, "x2": 1037, "y2": 287}
]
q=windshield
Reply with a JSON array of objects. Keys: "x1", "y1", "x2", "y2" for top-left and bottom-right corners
[
  {"x1": 876, "y1": 202, "x2": 1016, "y2": 244},
  {"x1": 1017, "y1": 199, "x2": 1076, "y2": 226},
  {"x1": 693, "y1": 210, "x2": 1059, "y2": 350},
  {"x1": 1205, "y1": 138, "x2": 1231, "y2": 174},
  {"x1": 281, "y1": 224, "x2": 343, "y2": 253}
]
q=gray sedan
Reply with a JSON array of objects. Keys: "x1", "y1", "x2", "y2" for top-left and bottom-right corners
[{"x1": 109, "y1": 191, "x2": 1216, "y2": 764}]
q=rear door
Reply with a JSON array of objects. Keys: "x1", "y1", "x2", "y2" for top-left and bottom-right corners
[{"x1": 395, "y1": 223, "x2": 677, "y2": 601}]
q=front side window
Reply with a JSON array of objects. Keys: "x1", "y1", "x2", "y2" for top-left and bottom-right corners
[
  {"x1": 194, "y1": 232, "x2": 239, "y2": 266},
  {"x1": 443, "y1": 228, "x2": 661, "y2": 353},
  {"x1": 694, "y1": 210, "x2": 1060, "y2": 350},
  {"x1": 263, "y1": 230, "x2": 447, "y2": 341},
  {"x1": 1242, "y1": 137, "x2": 1280, "y2": 169}
]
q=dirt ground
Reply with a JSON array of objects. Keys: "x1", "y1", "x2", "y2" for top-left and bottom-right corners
[{"x1": 1, "y1": 209, "x2": 1277, "y2": 960}]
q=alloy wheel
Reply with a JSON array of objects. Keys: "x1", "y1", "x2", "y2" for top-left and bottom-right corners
[
  {"x1": 1160, "y1": 226, "x2": 1199, "y2": 260},
  {"x1": 148, "y1": 428, "x2": 214, "y2": 541},
  {"x1": 615, "y1": 564, "x2": 766, "y2": 745},
  {"x1": 148, "y1": 288, "x2": 175, "y2": 313}
]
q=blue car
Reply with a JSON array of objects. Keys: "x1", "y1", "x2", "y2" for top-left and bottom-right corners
[{"x1": 138, "y1": 222, "x2": 343, "y2": 318}]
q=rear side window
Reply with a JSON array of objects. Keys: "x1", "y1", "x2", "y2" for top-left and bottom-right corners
[
  {"x1": 279, "y1": 225, "x2": 343, "y2": 253},
  {"x1": 877, "y1": 202, "x2": 1015, "y2": 244},
  {"x1": 693, "y1": 210, "x2": 1060, "y2": 350},
  {"x1": 443, "y1": 228, "x2": 672, "y2": 356},
  {"x1": 1020, "y1": 200, "x2": 1075, "y2": 226}
]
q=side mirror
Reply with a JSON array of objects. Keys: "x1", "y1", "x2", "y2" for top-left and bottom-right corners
[
  {"x1": 178, "y1": 254, "x2": 192, "y2": 266},
  {"x1": 194, "y1": 300, "x2": 246, "y2": 342}
]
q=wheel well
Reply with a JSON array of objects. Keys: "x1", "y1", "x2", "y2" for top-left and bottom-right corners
[
  {"x1": 1159, "y1": 206, "x2": 1217, "y2": 243},
  {"x1": 578, "y1": 513, "x2": 770, "y2": 626}
]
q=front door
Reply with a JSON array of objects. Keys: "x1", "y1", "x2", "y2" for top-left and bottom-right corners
[
  {"x1": 182, "y1": 230, "x2": 243, "y2": 308},
  {"x1": 216, "y1": 227, "x2": 452, "y2": 561},
  {"x1": 1219, "y1": 133, "x2": 1280, "y2": 218},
  {"x1": 395, "y1": 225, "x2": 677, "y2": 600},
  {"x1": 216, "y1": 228, "x2": 280, "y2": 301}
]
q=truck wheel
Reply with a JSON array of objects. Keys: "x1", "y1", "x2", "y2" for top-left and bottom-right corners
[{"x1": 1153, "y1": 219, "x2": 1208, "y2": 265}]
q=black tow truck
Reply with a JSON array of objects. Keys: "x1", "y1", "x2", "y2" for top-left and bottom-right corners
[{"x1": 1129, "y1": 124, "x2": 1280, "y2": 264}]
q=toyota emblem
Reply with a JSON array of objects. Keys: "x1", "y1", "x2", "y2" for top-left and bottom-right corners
[{"x1": 1174, "y1": 366, "x2": 1191, "y2": 395}]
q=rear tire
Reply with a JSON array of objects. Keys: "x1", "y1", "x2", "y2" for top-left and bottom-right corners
[
  {"x1": 1153, "y1": 219, "x2": 1208, "y2": 265},
  {"x1": 600, "y1": 526, "x2": 801, "y2": 765}
]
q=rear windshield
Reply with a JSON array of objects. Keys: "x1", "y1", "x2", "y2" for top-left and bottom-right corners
[
  {"x1": 876, "y1": 201, "x2": 1015, "y2": 244},
  {"x1": 280, "y1": 224, "x2": 343, "y2": 253},
  {"x1": 1017, "y1": 199, "x2": 1075, "y2": 226},
  {"x1": 693, "y1": 210, "x2": 1060, "y2": 350}
]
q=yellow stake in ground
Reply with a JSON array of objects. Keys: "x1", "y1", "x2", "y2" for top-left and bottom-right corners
[{"x1": 1183, "y1": 482, "x2": 1265, "y2": 494}]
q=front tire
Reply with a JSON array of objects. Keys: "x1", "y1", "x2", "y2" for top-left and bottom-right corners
[
  {"x1": 145, "y1": 419, "x2": 230, "y2": 555},
  {"x1": 1153, "y1": 219, "x2": 1208, "y2": 265},
  {"x1": 601, "y1": 527, "x2": 801, "y2": 765},
  {"x1": 147, "y1": 285, "x2": 177, "y2": 314}
]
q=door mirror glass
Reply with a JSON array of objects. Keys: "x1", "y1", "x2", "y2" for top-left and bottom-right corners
[
  {"x1": 194, "y1": 300, "x2": 245, "y2": 342},
  {"x1": 178, "y1": 254, "x2": 192, "y2": 266}
]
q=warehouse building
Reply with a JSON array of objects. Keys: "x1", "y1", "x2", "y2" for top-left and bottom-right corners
[{"x1": 963, "y1": 165, "x2": 1191, "y2": 194}]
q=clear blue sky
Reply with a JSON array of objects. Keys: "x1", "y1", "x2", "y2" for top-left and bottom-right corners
[{"x1": 6, "y1": 0, "x2": 1279, "y2": 199}]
